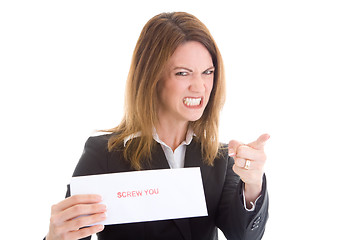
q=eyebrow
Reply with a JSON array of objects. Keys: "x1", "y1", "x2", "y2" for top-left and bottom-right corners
[{"x1": 172, "y1": 66, "x2": 215, "y2": 72}]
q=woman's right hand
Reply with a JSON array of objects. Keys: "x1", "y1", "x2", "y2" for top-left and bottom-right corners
[{"x1": 46, "y1": 194, "x2": 107, "y2": 240}]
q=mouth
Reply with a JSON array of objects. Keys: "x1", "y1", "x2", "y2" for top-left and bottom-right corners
[{"x1": 183, "y1": 97, "x2": 202, "y2": 107}]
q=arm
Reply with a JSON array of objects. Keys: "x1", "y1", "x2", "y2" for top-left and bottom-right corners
[{"x1": 215, "y1": 155, "x2": 269, "y2": 240}]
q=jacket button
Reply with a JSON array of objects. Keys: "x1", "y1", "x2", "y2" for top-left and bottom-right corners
[
  {"x1": 251, "y1": 216, "x2": 261, "y2": 230},
  {"x1": 251, "y1": 225, "x2": 259, "y2": 230}
]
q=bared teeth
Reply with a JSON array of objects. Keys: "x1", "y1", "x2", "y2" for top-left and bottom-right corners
[{"x1": 184, "y1": 97, "x2": 201, "y2": 106}]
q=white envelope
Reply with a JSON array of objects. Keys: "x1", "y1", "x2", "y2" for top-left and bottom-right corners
[{"x1": 70, "y1": 167, "x2": 208, "y2": 225}]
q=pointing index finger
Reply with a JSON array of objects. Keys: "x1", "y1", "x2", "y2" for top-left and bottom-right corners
[{"x1": 247, "y1": 134, "x2": 270, "y2": 150}]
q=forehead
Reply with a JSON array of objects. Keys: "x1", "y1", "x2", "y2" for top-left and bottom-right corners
[{"x1": 167, "y1": 41, "x2": 213, "y2": 68}]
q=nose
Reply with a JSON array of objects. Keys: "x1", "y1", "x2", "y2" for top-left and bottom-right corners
[{"x1": 189, "y1": 74, "x2": 205, "y2": 93}]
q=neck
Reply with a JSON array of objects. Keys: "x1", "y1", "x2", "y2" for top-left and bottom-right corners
[{"x1": 155, "y1": 120, "x2": 189, "y2": 152}]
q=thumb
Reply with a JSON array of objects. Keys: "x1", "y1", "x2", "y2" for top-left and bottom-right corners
[{"x1": 247, "y1": 133, "x2": 270, "y2": 150}]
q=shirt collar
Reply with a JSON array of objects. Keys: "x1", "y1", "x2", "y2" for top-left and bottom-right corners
[
  {"x1": 123, "y1": 131, "x2": 141, "y2": 146},
  {"x1": 124, "y1": 127, "x2": 194, "y2": 147}
]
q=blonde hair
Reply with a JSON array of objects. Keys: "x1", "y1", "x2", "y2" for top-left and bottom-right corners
[{"x1": 107, "y1": 12, "x2": 226, "y2": 170}]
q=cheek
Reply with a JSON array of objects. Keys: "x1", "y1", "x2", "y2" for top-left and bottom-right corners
[
  {"x1": 160, "y1": 80, "x2": 184, "y2": 103},
  {"x1": 206, "y1": 79, "x2": 214, "y2": 96}
]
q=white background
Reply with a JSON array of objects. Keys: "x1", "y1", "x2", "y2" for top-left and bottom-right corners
[{"x1": 1, "y1": 1, "x2": 359, "y2": 239}]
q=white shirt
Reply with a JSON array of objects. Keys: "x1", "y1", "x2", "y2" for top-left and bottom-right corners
[{"x1": 124, "y1": 128, "x2": 260, "y2": 211}]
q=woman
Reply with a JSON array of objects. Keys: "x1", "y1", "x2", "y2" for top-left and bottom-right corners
[{"x1": 46, "y1": 12, "x2": 269, "y2": 240}]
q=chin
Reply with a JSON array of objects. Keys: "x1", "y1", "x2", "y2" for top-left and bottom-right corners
[
  {"x1": 179, "y1": 107, "x2": 206, "y2": 122},
  {"x1": 186, "y1": 113, "x2": 204, "y2": 122}
]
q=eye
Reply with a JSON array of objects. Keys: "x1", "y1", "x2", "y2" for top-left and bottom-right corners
[
  {"x1": 175, "y1": 71, "x2": 189, "y2": 76},
  {"x1": 203, "y1": 69, "x2": 214, "y2": 75}
]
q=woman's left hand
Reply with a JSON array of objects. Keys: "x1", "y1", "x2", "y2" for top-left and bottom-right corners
[{"x1": 228, "y1": 134, "x2": 270, "y2": 202}]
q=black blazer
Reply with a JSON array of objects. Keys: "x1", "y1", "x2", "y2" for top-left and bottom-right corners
[{"x1": 66, "y1": 134, "x2": 268, "y2": 240}]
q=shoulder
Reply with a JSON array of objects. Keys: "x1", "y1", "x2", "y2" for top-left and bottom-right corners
[
  {"x1": 72, "y1": 133, "x2": 113, "y2": 177},
  {"x1": 84, "y1": 133, "x2": 111, "y2": 148}
]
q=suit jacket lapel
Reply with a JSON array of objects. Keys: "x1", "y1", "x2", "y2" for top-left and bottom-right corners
[
  {"x1": 146, "y1": 142, "x2": 171, "y2": 170},
  {"x1": 184, "y1": 140, "x2": 213, "y2": 184}
]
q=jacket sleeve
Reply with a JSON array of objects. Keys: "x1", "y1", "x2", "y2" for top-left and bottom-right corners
[{"x1": 215, "y1": 154, "x2": 269, "y2": 240}]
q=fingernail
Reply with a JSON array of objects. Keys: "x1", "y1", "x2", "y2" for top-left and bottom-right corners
[
  {"x1": 228, "y1": 149, "x2": 235, "y2": 157},
  {"x1": 265, "y1": 134, "x2": 270, "y2": 140},
  {"x1": 95, "y1": 194, "x2": 103, "y2": 201},
  {"x1": 101, "y1": 204, "x2": 107, "y2": 211},
  {"x1": 98, "y1": 212, "x2": 107, "y2": 220}
]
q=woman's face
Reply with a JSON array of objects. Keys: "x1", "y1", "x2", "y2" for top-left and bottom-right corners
[{"x1": 157, "y1": 41, "x2": 214, "y2": 125}]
